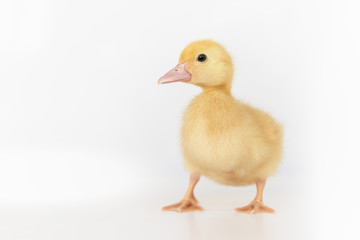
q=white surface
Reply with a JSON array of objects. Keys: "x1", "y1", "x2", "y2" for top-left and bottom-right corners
[
  {"x1": 0, "y1": 173, "x2": 309, "y2": 240},
  {"x1": 1, "y1": 0, "x2": 360, "y2": 239}
]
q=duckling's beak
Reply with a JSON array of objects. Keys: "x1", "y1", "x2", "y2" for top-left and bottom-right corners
[{"x1": 158, "y1": 63, "x2": 192, "y2": 84}]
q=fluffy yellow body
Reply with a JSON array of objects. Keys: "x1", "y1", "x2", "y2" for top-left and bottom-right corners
[{"x1": 181, "y1": 89, "x2": 283, "y2": 186}]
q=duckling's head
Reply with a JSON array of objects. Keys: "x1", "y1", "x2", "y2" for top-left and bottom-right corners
[{"x1": 158, "y1": 40, "x2": 234, "y2": 91}]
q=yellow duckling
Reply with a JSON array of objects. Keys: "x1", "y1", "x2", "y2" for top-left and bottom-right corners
[{"x1": 158, "y1": 40, "x2": 283, "y2": 214}]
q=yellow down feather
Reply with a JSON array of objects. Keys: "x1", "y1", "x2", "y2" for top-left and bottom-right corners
[{"x1": 179, "y1": 40, "x2": 283, "y2": 186}]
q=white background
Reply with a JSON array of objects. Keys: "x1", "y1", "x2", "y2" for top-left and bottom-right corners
[{"x1": 0, "y1": 0, "x2": 359, "y2": 239}]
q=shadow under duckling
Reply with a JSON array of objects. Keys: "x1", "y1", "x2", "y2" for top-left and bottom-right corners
[{"x1": 158, "y1": 40, "x2": 283, "y2": 214}]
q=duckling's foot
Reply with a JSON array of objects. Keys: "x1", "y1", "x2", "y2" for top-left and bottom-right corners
[
  {"x1": 162, "y1": 173, "x2": 203, "y2": 213},
  {"x1": 162, "y1": 196, "x2": 204, "y2": 213},
  {"x1": 235, "y1": 200, "x2": 275, "y2": 214}
]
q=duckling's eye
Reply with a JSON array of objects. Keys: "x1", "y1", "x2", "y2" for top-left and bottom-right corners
[{"x1": 197, "y1": 54, "x2": 207, "y2": 62}]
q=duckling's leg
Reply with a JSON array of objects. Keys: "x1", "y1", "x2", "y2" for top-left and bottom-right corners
[
  {"x1": 235, "y1": 179, "x2": 275, "y2": 214},
  {"x1": 162, "y1": 173, "x2": 204, "y2": 213}
]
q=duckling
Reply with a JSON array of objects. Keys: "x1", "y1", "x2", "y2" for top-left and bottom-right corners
[{"x1": 158, "y1": 40, "x2": 283, "y2": 214}]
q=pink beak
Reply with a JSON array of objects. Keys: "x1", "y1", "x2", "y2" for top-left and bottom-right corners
[{"x1": 158, "y1": 63, "x2": 192, "y2": 84}]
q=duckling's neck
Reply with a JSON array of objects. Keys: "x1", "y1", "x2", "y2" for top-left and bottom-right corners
[{"x1": 201, "y1": 86, "x2": 232, "y2": 96}]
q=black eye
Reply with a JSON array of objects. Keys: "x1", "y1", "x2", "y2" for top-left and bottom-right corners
[{"x1": 197, "y1": 54, "x2": 207, "y2": 62}]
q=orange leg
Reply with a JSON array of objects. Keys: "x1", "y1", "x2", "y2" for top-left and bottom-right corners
[
  {"x1": 235, "y1": 179, "x2": 275, "y2": 214},
  {"x1": 162, "y1": 173, "x2": 204, "y2": 213}
]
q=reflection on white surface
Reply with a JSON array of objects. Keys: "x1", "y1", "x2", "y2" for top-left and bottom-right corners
[{"x1": 0, "y1": 152, "x2": 310, "y2": 240}]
